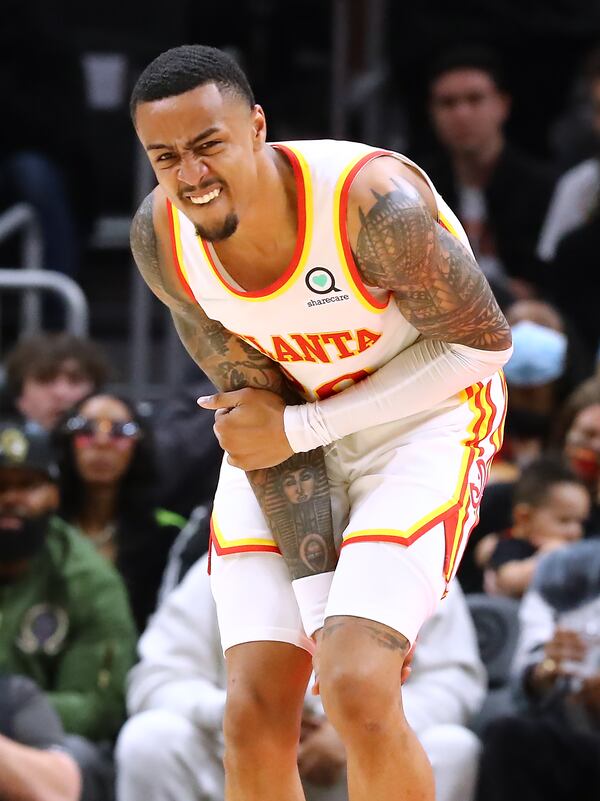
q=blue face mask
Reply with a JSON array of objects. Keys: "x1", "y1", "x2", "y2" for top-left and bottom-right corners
[{"x1": 503, "y1": 320, "x2": 567, "y2": 387}]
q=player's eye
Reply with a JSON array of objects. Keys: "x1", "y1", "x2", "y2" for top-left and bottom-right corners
[{"x1": 197, "y1": 140, "x2": 222, "y2": 152}]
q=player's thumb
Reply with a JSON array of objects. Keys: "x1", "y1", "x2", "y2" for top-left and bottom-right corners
[{"x1": 197, "y1": 390, "x2": 245, "y2": 410}]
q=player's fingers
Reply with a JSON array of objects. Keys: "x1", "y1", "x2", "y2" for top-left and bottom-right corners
[{"x1": 197, "y1": 390, "x2": 245, "y2": 409}]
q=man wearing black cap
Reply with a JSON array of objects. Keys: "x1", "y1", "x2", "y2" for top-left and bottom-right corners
[{"x1": 0, "y1": 419, "x2": 138, "y2": 801}]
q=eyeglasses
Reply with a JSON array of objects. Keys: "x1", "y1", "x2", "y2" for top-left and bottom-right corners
[{"x1": 64, "y1": 416, "x2": 141, "y2": 442}]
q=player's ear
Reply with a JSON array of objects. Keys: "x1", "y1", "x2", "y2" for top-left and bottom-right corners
[{"x1": 251, "y1": 104, "x2": 267, "y2": 148}]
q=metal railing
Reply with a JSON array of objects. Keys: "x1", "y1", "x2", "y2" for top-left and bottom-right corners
[
  {"x1": 0, "y1": 269, "x2": 89, "y2": 350},
  {"x1": 0, "y1": 203, "x2": 44, "y2": 331}
]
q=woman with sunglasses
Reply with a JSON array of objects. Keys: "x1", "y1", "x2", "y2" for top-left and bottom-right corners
[{"x1": 54, "y1": 392, "x2": 186, "y2": 632}]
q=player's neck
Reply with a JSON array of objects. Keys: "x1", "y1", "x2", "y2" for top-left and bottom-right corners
[
  {"x1": 212, "y1": 144, "x2": 298, "y2": 285},
  {"x1": 453, "y1": 134, "x2": 504, "y2": 187}
]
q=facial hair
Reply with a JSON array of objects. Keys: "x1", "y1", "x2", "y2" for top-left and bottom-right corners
[
  {"x1": 0, "y1": 513, "x2": 50, "y2": 564},
  {"x1": 194, "y1": 212, "x2": 239, "y2": 242}
]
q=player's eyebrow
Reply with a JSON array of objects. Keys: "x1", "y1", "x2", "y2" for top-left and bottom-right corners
[{"x1": 146, "y1": 127, "x2": 221, "y2": 151}]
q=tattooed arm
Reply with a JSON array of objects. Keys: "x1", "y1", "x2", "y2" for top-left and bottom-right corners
[
  {"x1": 130, "y1": 189, "x2": 336, "y2": 581},
  {"x1": 282, "y1": 158, "x2": 513, "y2": 454},
  {"x1": 348, "y1": 157, "x2": 512, "y2": 350}
]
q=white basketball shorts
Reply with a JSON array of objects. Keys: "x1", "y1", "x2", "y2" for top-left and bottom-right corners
[{"x1": 209, "y1": 373, "x2": 507, "y2": 653}]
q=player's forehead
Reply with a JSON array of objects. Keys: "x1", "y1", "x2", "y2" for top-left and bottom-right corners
[{"x1": 135, "y1": 82, "x2": 248, "y2": 145}]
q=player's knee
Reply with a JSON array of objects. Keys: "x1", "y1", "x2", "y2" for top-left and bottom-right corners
[
  {"x1": 320, "y1": 664, "x2": 403, "y2": 737},
  {"x1": 224, "y1": 683, "x2": 301, "y2": 751}
]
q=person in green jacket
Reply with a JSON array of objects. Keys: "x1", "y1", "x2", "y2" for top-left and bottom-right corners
[{"x1": 0, "y1": 418, "x2": 137, "y2": 801}]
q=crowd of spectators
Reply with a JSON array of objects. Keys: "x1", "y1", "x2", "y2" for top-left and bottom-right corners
[{"x1": 2, "y1": 26, "x2": 600, "y2": 801}]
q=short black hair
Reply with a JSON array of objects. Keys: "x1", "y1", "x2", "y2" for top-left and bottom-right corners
[
  {"x1": 428, "y1": 44, "x2": 508, "y2": 94},
  {"x1": 130, "y1": 44, "x2": 255, "y2": 120},
  {"x1": 513, "y1": 457, "x2": 587, "y2": 508}
]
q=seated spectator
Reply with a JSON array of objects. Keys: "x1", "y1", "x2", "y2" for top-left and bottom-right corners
[
  {"x1": 54, "y1": 391, "x2": 186, "y2": 631},
  {"x1": 0, "y1": 673, "x2": 81, "y2": 801},
  {"x1": 501, "y1": 298, "x2": 590, "y2": 472},
  {"x1": 552, "y1": 374, "x2": 600, "y2": 534},
  {"x1": 458, "y1": 371, "x2": 600, "y2": 594},
  {"x1": 475, "y1": 539, "x2": 600, "y2": 801},
  {"x1": 116, "y1": 554, "x2": 486, "y2": 801},
  {"x1": 0, "y1": 418, "x2": 137, "y2": 801},
  {"x1": 151, "y1": 365, "x2": 223, "y2": 519},
  {"x1": 422, "y1": 44, "x2": 556, "y2": 302},
  {"x1": 537, "y1": 47, "x2": 600, "y2": 265},
  {"x1": 480, "y1": 457, "x2": 590, "y2": 599},
  {"x1": 0, "y1": 1, "x2": 93, "y2": 288},
  {"x1": 2, "y1": 332, "x2": 111, "y2": 430}
]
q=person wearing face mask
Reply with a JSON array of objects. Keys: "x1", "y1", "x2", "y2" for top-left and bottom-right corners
[{"x1": 0, "y1": 419, "x2": 137, "y2": 801}]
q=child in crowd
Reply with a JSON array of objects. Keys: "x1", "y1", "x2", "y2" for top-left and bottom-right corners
[{"x1": 481, "y1": 457, "x2": 591, "y2": 598}]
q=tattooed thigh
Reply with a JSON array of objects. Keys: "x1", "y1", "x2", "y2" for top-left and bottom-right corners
[{"x1": 322, "y1": 615, "x2": 410, "y2": 654}]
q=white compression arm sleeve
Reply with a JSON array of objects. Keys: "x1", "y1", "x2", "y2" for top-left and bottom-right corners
[{"x1": 284, "y1": 340, "x2": 513, "y2": 453}]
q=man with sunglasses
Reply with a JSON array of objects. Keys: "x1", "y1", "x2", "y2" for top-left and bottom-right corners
[{"x1": 0, "y1": 418, "x2": 138, "y2": 801}]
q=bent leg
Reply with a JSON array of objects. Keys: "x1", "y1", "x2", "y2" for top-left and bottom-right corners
[
  {"x1": 224, "y1": 640, "x2": 312, "y2": 801},
  {"x1": 319, "y1": 616, "x2": 434, "y2": 801}
]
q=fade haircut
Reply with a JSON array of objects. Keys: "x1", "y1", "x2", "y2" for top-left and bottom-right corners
[
  {"x1": 130, "y1": 44, "x2": 255, "y2": 120},
  {"x1": 513, "y1": 456, "x2": 586, "y2": 508}
]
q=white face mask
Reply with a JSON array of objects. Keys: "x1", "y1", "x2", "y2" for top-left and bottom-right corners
[{"x1": 504, "y1": 320, "x2": 567, "y2": 386}]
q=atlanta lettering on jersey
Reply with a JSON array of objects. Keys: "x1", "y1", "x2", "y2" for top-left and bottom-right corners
[{"x1": 241, "y1": 328, "x2": 382, "y2": 363}]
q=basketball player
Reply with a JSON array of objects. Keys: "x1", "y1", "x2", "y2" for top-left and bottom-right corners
[{"x1": 129, "y1": 45, "x2": 512, "y2": 801}]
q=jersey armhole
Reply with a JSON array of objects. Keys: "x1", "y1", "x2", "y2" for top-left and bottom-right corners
[{"x1": 165, "y1": 198, "x2": 197, "y2": 302}]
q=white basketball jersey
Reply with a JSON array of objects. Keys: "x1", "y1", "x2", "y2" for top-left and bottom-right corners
[{"x1": 167, "y1": 139, "x2": 473, "y2": 400}]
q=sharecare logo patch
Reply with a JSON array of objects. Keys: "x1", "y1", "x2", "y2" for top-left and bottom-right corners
[{"x1": 305, "y1": 267, "x2": 341, "y2": 295}]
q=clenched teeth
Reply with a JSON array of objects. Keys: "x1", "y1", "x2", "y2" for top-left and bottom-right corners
[{"x1": 189, "y1": 188, "x2": 221, "y2": 205}]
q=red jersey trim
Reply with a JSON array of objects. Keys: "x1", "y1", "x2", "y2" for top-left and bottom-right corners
[{"x1": 198, "y1": 144, "x2": 308, "y2": 299}]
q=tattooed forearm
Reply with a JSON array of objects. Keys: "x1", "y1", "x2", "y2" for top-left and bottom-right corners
[
  {"x1": 247, "y1": 451, "x2": 337, "y2": 579},
  {"x1": 354, "y1": 178, "x2": 512, "y2": 351},
  {"x1": 130, "y1": 193, "x2": 337, "y2": 579}
]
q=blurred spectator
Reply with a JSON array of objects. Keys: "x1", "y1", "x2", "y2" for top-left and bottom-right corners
[
  {"x1": 422, "y1": 44, "x2": 556, "y2": 301},
  {"x1": 116, "y1": 554, "x2": 486, "y2": 801},
  {"x1": 537, "y1": 48, "x2": 600, "y2": 357},
  {"x1": 501, "y1": 299, "x2": 590, "y2": 472},
  {"x1": 553, "y1": 377, "x2": 600, "y2": 535},
  {"x1": 459, "y1": 373, "x2": 600, "y2": 594},
  {"x1": 152, "y1": 367, "x2": 223, "y2": 519},
  {"x1": 0, "y1": 418, "x2": 137, "y2": 801},
  {"x1": 476, "y1": 539, "x2": 600, "y2": 801},
  {"x1": 538, "y1": 47, "x2": 600, "y2": 263},
  {"x1": 0, "y1": 1, "x2": 94, "y2": 287},
  {"x1": 2, "y1": 333, "x2": 111, "y2": 430},
  {"x1": 54, "y1": 391, "x2": 186, "y2": 631},
  {"x1": 480, "y1": 458, "x2": 590, "y2": 599},
  {"x1": 0, "y1": 674, "x2": 81, "y2": 801}
]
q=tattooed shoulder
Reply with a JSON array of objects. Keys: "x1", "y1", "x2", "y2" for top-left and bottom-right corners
[
  {"x1": 130, "y1": 191, "x2": 185, "y2": 308},
  {"x1": 349, "y1": 168, "x2": 512, "y2": 350}
]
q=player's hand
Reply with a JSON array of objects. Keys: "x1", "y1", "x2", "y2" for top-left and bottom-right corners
[{"x1": 197, "y1": 387, "x2": 294, "y2": 469}]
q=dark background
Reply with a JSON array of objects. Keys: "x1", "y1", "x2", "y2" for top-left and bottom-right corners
[{"x1": 3, "y1": 0, "x2": 600, "y2": 387}]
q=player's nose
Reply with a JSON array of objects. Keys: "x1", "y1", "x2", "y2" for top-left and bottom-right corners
[{"x1": 177, "y1": 154, "x2": 209, "y2": 187}]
